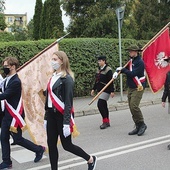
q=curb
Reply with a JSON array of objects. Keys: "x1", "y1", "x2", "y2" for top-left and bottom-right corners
[{"x1": 74, "y1": 98, "x2": 161, "y2": 117}]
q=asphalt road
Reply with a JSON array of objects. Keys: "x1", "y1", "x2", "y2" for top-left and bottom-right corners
[{"x1": 1, "y1": 103, "x2": 170, "y2": 170}]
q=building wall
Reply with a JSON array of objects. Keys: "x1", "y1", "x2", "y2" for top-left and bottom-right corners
[{"x1": 4, "y1": 13, "x2": 27, "y2": 32}]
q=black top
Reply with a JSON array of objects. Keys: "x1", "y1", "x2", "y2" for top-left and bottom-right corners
[
  {"x1": 162, "y1": 71, "x2": 170, "y2": 102},
  {"x1": 92, "y1": 64, "x2": 114, "y2": 94},
  {"x1": 121, "y1": 56, "x2": 146, "y2": 89}
]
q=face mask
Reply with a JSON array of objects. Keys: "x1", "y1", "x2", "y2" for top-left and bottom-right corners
[
  {"x1": 51, "y1": 61, "x2": 61, "y2": 70},
  {"x1": 3, "y1": 67, "x2": 10, "y2": 75}
]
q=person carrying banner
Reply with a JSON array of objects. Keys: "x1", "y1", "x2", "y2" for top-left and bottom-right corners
[
  {"x1": 44, "y1": 51, "x2": 97, "y2": 170},
  {"x1": 0, "y1": 74, "x2": 16, "y2": 145},
  {"x1": 0, "y1": 57, "x2": 45, "y2": 169},
  {"x1": 113, "y1": 44, "x2": 147, "y2": 136},
  {"x1": 91, "y1": 56, "x2": 115, "y2": 129}
]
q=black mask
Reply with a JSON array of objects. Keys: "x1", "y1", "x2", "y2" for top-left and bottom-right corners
[{"x1": 3, "y1": 67, "x2": 10, "y2": 75}]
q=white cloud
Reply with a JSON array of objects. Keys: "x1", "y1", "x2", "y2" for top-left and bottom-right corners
[{"x1": 4, "y1": 0, "x2": 70, "y2": 28}]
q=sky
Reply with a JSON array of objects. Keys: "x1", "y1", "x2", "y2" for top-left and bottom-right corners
[{"x1": 4, "y1": 0, "x2": 70, "y2": 28}]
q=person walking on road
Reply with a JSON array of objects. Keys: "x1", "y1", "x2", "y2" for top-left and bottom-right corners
[
  {"x1": 161, "y1": 57, "x2": 170, "y2": 149},
  {"x1": 161, "y1": 56, "x2": 170, "y2": 113},
  {"x1": 44, "y1": 51, "x2": 97, "y2": 170},
  {"x1": 91, "y1": 55, "x2": 115, "y2": 129},
  {"x1": 0, "y1": 57, "x2": 45, "y2": 170},
  {"x1": 113, "y1": 45, "x2": 147, "y2": 136},
  {"x1": 162, "y1": 71, "x2": 170, "y2": 112}
]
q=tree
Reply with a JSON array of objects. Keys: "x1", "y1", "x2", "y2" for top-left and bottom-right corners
[
  {"x1": 27, "y1": 19, "x2": 34, "y2": 40},
  {"x1": 0, "y1": 0, "x2": 5, "y2": 13},
  {"x1": 39, "y1": 0, "x2": 47, "y2": 39},
  {"x1": 45, "y1": 0, "x2": 64, "y2": 39},
  {"x1": 132, "y1": 0, "x2": 170, "y2": 39},
  {"x1": 61, "y1": 0, "x2": 125, "y2": 37},
  {"x1": 33, "y1": 0, "x2": 43, "y2": 40},
  {"x1": 0, "y1": 13, "x2": 6, "y2": 31},
  {"x1": 61, "y1": 0, "x2": 170, "y2": 39}
]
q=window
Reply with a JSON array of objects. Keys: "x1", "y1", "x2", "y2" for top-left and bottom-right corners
[
  {"x1": 8, "y1": 17, "x2": 13, "y2": 23},
  {"x1": 8, "y1": 27, "x2": 12, "y2": 32}
]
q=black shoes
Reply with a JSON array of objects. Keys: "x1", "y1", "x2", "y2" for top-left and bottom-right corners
[
  {"x1": 100, "y1": 122, "x2": 110, "y2": 129},
  {"x1": 128, "y1": 128, "x2": 139, "y2": 135},
  {"x1": 167, "y1": 144, "x2": 170, "y2": 150},
  {"x1": 138, "y1": 123, "x2": 147, "y2": 136},
  {"x1": 34, "y1": 146, "x2": 45, "y2": 163},
  {"x1": 128, "y1": 122, "x2": 147, "y2": 136},
  {"x1": 0, "y1": 162, "x2": 12, "y2": 169},
  {"x1": 88, "y1": 156, "x2": 97, "y2": 170},
  {"x1": 11, "y1": 142, "x2": 16, "y2": 146}
]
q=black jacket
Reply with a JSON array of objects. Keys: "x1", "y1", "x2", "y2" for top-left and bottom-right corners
[
  {"x1": 45, "y1": 74, "x2": 74, "y2": 125},
  {"x1": 121, "y1": 56, "x2": 146, "y2": 89},
  {"x1": 162, "y1": 71, "x2": 170, "y2": 102},
  {"x1": 0, "y1": 74, "x2": 25, "y2": 120},
  {"x1": 92, "y1": 64, "x2": 114, "y2": 93}
]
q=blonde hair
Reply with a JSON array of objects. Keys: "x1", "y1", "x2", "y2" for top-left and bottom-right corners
[{"x1": 53, "y1": 51, "x2": 74, "y2": 80}]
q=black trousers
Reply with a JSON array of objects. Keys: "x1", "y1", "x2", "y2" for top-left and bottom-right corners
[
  {"x1": 1, "y1": 117, "x2": 42, "y2": 164},
  {"x1": 97, "y1": 99, "x2": 109, "y2": 120},
  {"x1": 46, "y1": 109, "x2": 90, "y2": 170}
]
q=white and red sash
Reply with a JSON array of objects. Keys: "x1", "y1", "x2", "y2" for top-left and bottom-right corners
[
  {"x1": 129, "y1": 59, "x2": 145, "y2": 91},
  {"x1": 0, "y1": 78, "x2": 5, "y2": 112},
  {"x1": 47, "y1": 78, "x2": 76, "y2": 133},
  {"x1": 5, "y1": 97, "x2": 26, "y2": 133}
]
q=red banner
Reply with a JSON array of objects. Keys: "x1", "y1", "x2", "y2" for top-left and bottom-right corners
[{"x1": 142, "y1": 26, "x2": 170, "y2": 93}]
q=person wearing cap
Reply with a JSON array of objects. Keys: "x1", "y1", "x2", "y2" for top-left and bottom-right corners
[
  {"x1": 91, "y1": 55, "x2": 115, "y2": 129},
  {"x1": 114, "y1": 44, "x2": 147, "y2": 136}
]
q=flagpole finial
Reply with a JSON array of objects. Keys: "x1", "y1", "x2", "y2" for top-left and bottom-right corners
[{"x1": 56, "y1": 32, "x2": 70, "y2": 43}]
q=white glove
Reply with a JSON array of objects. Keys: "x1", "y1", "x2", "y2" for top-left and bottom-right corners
[
  {"x1": 113, "y1": 72, "x2": 118, "y2": 79},
  {"x1": 43, "y1": 120, "x2": 47, "y2": 129},
  {"x1": 63, "y1": 124, "x2": 71, "y2": 138},
  {"x1": 116, "y1": 67, "x2": 123, "y2": 72}
]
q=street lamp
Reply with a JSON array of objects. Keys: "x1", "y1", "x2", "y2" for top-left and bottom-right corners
[{"x1": 115, "y1": 4, "x2": 126, "y2": 102}]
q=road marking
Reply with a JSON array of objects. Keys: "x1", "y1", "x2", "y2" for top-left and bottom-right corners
[
  {"x1": 11, "y1": 149, "x2": 47, "y2": 163},
  {"x1": 26, "y1": 135, "x2": 170, "y2": 170}
]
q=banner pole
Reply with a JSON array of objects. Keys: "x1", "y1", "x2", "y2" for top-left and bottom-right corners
[
  {"x1": 17, "y1": 33, "x2": 70, "y2": 71},
  {"x1": 88, "y1": 60, "x2": 130, "y2": 105}
]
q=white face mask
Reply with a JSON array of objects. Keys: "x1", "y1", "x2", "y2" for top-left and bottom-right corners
[{"x1": 51, "y1": 61, "x2": 61, "y2": 70}]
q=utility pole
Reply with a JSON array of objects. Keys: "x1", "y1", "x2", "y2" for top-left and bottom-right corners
[{"x1": 115, "y1": 4, "x2": 126, "y2": 102}]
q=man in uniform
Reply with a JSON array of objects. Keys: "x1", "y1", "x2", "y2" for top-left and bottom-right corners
[
  {"x1": 0, "y1": 57, "x2": 45, "y2": 169},
  {"x1": 114, "y1": 45, "x2": 147, "y2": 136}
]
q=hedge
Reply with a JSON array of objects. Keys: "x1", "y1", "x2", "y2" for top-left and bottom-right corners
[{"x1": 0, "y1": 38, "x2": 148, "y2": 97}]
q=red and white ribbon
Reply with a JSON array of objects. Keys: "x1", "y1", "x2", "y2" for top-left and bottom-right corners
[
  {"x1": 47, "y1": 78, "x2": 75, "y2": 132},
  {"x1": 5, "y1": 97, "x2": 26, "y2": 133},
  {"x1": 129, "y1": 59, "x2": 145, "y2": 88}
]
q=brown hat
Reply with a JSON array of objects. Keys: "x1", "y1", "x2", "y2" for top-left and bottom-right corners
[{"x1": 125, "y1": 44, "x2": 142, "y2": 52}]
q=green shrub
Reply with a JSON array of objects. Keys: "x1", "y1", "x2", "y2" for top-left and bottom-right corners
[
  {"x1": 0, "y1": 32, "x2": 15, "y2": 42},
  {"x1": 0, "y1": 38, "x2": 148, "y2": 97}
]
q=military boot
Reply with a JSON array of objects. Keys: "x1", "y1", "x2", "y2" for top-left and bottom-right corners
[
  {"x1": 128, "y1": 124, "x2": 139, "y2": 135},
  {"x1": 137, "y1": 122, "x2": 147, "y2": 136}
]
